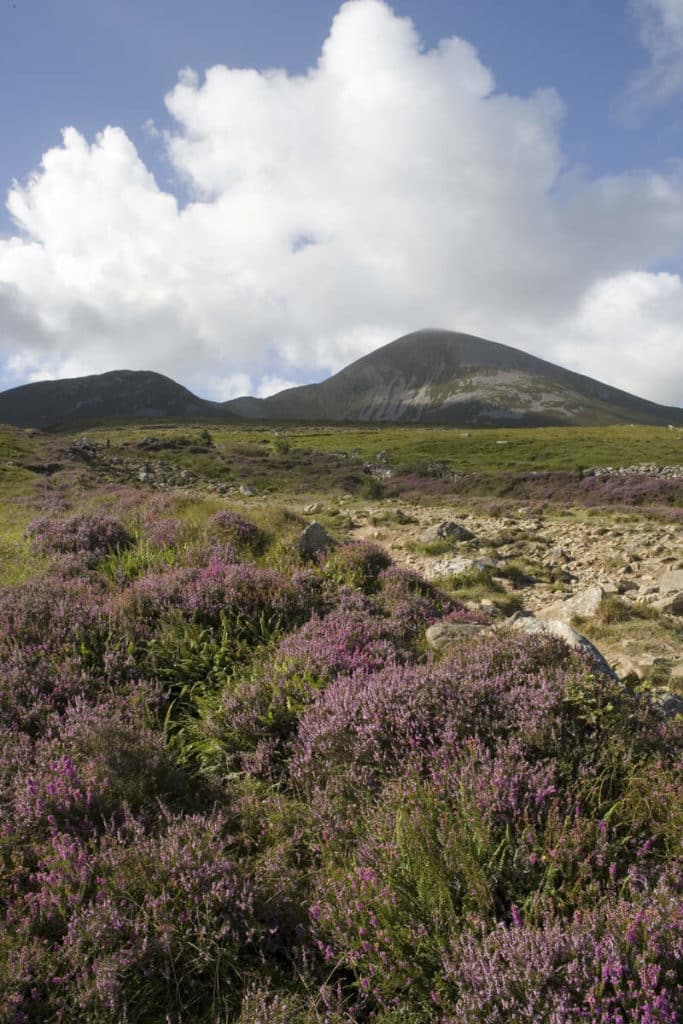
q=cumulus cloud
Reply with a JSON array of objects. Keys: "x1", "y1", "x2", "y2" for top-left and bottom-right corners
[
  {"x1": 629, "y1": 0, "x2": 683, "y2": 104},
  {"x1": 1, "y1": 0, "x2": 682, "y2": 404}
]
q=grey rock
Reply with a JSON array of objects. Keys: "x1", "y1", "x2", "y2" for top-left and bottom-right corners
[
  {"x1": 511, "y1": 616, "x2": 618, "y2": 680},
  {"x1": 299, "y1": 522, "x2": 335, "y2": 559},
  {"x1": 304, "y1": 502, "x2": 323, "y2": 515},
  {"x1": 564, "y1": 585, "x2": 608, "y2": 619},
  {"x1": 420, "y1": 521, "x2": 475, "y2": 544},
  {"x1": 537, "y1": 585, "x2": 607, "y2": 624},
  {"x1": 425, "y1": 621, "x2": 488, "y2": 651},
  {"x1": 655, "y1": 570, "x2": 683, "y2": 615},
  {"x1": 656, "y1": 693, "x2": 683, "y2": 718},
  {"x1": 433, "y1": 556, "x2": 495, "y2": 577},
  {"x1": 239, "y1": 484, "x2": 256, "y2": 497}
]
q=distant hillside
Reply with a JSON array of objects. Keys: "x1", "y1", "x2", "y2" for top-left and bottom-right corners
[
  {"x1": 1, "y1": 330, "x2": 681, "y2": 429},
  {"x1": 222, "y1": 329, "x2": 683, "y2": 427},
  {"x1": 0, "y1": 369, "x2": 233, "y2": 429}
]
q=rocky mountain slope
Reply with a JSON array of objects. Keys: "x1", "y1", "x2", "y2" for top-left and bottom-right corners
[
  {"x1": 1, "y1": 329, "x2": 681, "y2": 428},
  {"x1": 224, "y1": 329, "x2": 683, "y2": 426},
  {"x1": 0, "y1": 370, "x2": 233, "y2": 429}
]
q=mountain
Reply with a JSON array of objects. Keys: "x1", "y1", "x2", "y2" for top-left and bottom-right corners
[
  {"x1": 0, "y1": 330, "x2": 681, "y2": 429},
  {"x1": 0, "y1": 369, "x2": 233, "y2": 429},
  {"x1": 222, "y1": 329, "x2": 683, "y2": 427}
]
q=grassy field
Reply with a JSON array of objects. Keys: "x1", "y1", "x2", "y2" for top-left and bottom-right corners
[{"x1": 66, "y1": 421, "x2": 683, "y2": 474}]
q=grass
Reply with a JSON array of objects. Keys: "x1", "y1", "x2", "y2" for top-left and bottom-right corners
[{"x1": 49, "y1": 421, "x2": 682, "y2": 475}]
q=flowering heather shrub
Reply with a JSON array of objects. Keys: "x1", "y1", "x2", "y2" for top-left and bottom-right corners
[
  {"x1": 1, "y1": 811, "x2": 265, "y2": 1023},
  {"x1": 236, "y1": 983, "x2": 350, "y2": 1024},
  {"x1": 195, "y1": 590, "x2": 420, "y2": 780},
  {"x1": 0, "y1": 504, "x2": 681, "y2": 1021},
  {"x1": 378, "y1": 565, "x2": 484, "y2": 633},
  {"x1": 276, "y1": 590, "x2": 414, "y2": 680},
  {"x1": 4, "y1": 695, "x2": 188, "y2": 845},
  {"x1": 291, "y1": 632, "x2": 585, "y2": 797},
  {"x1": 178, "y1": 538, "x2": 241, "y2": 568},
  {"x1": 0, "y1": 572, "x2": 107, "y2": 655},
  {"x1": 26, "y1": 512, "x2": 133, "y2": 558},
  {"x1": 0, "y1": 646, "x2": 104, "y2": 736},
  {"x1": 139, "y1": 514, "x2": 184, "y2": 548},
  {"x1": 116, "y1": 561, "x2": 313, "y2": 636},
  {"x1": 441, "y1": 878, "x2": 683, "y2": 1023},
  {"x1": 209, "y1": 508, "x2": 264, "y2": 550},
  {"x1": 323, "y1": 540, "x2": 393, "y2": 593}
]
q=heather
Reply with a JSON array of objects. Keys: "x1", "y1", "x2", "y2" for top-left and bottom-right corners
[{"x1": 0, "y1": 498, "x2": 680, "y2": 1022}]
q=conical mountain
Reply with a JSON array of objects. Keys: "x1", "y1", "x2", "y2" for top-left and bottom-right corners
[{"x1": 224, "y1": 329, "x2": 683, "y2": 426}]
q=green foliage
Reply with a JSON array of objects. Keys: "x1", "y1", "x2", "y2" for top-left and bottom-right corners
[
  {"x1": 271, "y1": 432, "x2": 291, "y2": 455},
  {"x1": 99, "y1": 538, "x2": 178, "y2": 585}
]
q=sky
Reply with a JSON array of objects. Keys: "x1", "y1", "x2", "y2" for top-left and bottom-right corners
[{"x1": 1, "y1": 0, "x2": 683, "y2": 406}]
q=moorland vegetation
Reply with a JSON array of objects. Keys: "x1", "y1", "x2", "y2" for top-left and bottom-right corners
[{"x1": 0, "y1": 420, "x2": 680, "y2": 1022}]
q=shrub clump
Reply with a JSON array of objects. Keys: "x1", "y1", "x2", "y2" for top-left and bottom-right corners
[
  {"x1": 209, "y1": 509, "x2": 264, "y2": 550},
  {"x1": 323, "y1": 540, "x2": 393, "y2": 592},
  {"x1": 27, "y1": 513, "x2": 133, "y2": 557}
]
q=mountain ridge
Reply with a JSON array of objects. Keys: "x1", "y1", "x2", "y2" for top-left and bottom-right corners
[{"x1": 1, "y1": 330, "x2": 681, "y2": 429}]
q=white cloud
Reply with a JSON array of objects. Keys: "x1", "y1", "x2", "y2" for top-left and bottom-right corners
[
  {"x1": 197, "y1": 372, "x2": 252, "y2": 402},
  {"x1": 1, "y1": 0, "x2": 682, "y2": 405},
  {"x1": 256, "y1": 376, "x2": 299, "y2": 398},
  {"x1": 629, "y1": 0, "x2": 683, "y2": 105}
]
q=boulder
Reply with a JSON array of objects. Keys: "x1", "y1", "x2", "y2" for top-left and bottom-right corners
[
  {"x1": 431, "y1": 556, "x2": 496, "y2": 578},
  {"x1": 653, "y1": 570, "x2": 683, "y2": 615},
  {"x1": 537, "y1": 585, "x2": 607, "y2": 624},
  {"x1": 658, "y1": 569, "x2": 683, "y2": 593},
  {"x1": 420, "y1": 520, "x2": 475, "y2": 544},
  {"x1": 299, "y1": 522, "x2": 335, "y2": 559},
  {"x1": 425, "y1": 621, "x2": 488, "y2": 651},
  {"x1": 564, "y1": 585, "x2": 608, "y2": 619},
  {"x1": 511, "y1": 615, "x2": 618, "y2": 680}
]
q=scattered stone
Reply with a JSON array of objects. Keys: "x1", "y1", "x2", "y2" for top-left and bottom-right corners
[
  {"x1": 299, "y1": 522, "x2": 335, "y2": 559},
  {"x1": 425, "y1": 621, "x2": 488, "y2": 651},
  {"x1": 420, "y1": 520, "x2": 475, "y2": 544},
  {"x1": 69, "y1": 437, "x2": 99, "y2": 459}
]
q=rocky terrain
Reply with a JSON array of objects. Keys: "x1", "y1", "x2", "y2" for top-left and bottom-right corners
[{"x1": 297, "y1": 492, "x2": 681, "y2": 690}]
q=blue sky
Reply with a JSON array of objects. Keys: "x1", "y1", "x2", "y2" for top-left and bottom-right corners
[
  {"x1": 1, "y1": 0, "x2": 682, "y2": 403},
  {"x1": 1, "y1": 0, "x2": 675, "y2": 213}
]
